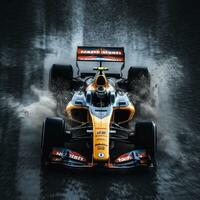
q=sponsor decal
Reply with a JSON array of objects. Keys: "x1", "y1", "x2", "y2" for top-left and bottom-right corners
[
  {"x1": 69, "y1": 151, "x2": 86, "y2": 162},
  {"x1": 115, "y1": 153, "x2": 133, "y2": 163},
  {"x1": 80, "y1": 50, "x2": 100, "y2": 54},
  {"x1": 138, "y1": 152, "x2": 148, "y2": 158},
  {"x1": 101, "y1": 50, "x2": 122, "y2": 55},
  {"x1": 95, "y1": 143, "x2": 108, "y2": 147},
  {"x1": 51, "y1": 148, "x2": 63, "y2": 162},
  {"x1": 134, "y1": 150, "x2": 149, "y2": 165},
  {"x1": 96, "y1": 138, "x2": 106, "y2": 141},
  {"x1": 79, "y1": 49, "x2": 123, "y2": 55},
  {"x1": 96, "y1": 128, "x2": 107, "y2": 130},
  {"x1": 134, "y1": 150, "x2": 149, "y2": 159},
  {"x1": 51, "y1": 149, "x2": 63, "y2": 157},
  {"x1": 97, "y1": 131, "x2": 106, "y2": 134},
  {"x1": 97, "y1": 146, "x2": 105, "y2": 150},
  {"x1": 77, "y1": 47, "x2": 124, "y2": 62},
  {"x1": 98, "y1": 153, "x2": 105, "y2": 158}
]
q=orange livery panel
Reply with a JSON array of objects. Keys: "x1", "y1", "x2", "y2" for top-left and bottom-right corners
[{"x1": 90, "y1": 114, "x2": 112, "y2": 161}]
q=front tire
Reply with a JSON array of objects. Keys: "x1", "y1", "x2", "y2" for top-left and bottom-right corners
[
  {"x1": 41, "y1": 117, "x2": 65, "y2": 166},
  {"x1": 49, "y1": 64, "x2": 73, "y2": 92},
  {"x1": 127, "y1": 67, "x2": 150, "y2": 99},
  {"x1": 134, "y1": 121, "x2": 157, "y2": 165}
]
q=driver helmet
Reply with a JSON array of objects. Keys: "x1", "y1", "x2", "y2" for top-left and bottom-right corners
[{"x1": 96, "y1": 86, "x2": 107, "y2": 99}]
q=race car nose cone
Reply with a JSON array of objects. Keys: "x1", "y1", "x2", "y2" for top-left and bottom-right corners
[
  {"x1": 91, "y1": 112, "x2": 111, "y2": 162},
  {"x1": 93, "y1": 152, "x2": 109, "y2": 162},
  {"x1": 93, "y1": 144, "x2": 110, "y2": 161}
]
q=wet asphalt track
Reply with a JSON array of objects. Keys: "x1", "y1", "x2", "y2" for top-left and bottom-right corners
[{"x1": 0, "y1": 0, "x2": 200, "y2": 199}]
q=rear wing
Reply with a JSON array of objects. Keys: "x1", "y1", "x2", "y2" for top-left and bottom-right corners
[
  {"x1": 76, "y1": 46, "x2": 125, "y2": 77},
  {"x1": 77, "y1": 46, "x2": 125, "y2": 62}
]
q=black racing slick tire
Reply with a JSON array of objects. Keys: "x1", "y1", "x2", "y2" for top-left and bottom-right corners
[
  {"x1": 41, "y1": 117, "x2": 65, "y2": 166},
  {"x1": 49, "y1": 64, "x2": 73, "y2": 91},
  {"x1": 134, "y1": 121, "x2": 157, "y2": 164},
  {"x1": 127, "y1": 67, "x2": 150, "y2": 99}
]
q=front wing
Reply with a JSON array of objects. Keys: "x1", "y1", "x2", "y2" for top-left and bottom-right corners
[{"x1": 47, "y1": 148, "x2": 153, "y2": 170}]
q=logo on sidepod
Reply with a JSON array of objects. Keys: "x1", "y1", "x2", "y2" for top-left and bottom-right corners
[{"x1": 98, "y1": 153, "x2": 105, "y2": 158}]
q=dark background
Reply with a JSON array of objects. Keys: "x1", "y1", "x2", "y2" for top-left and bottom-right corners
[{"x1": 0, "y1": 0, "x2": 200, "y2": 199}]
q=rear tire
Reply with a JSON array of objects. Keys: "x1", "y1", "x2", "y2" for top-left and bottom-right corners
[
  {"x1": 49, "y1": 64, "x2": 73, "y2": 91},
  {"x1": 41, "y1": 117, "x2": 65, "y2": 166},
  {"x1": 134, "y1": 121, "x2": 157, "y2": 165},
  {"x1": 127, "y1": 67, "x2": 150, "y2": 99}
]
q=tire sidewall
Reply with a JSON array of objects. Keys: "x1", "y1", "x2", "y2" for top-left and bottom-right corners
[
  {"x1": 41, "y1": 117, "x2": 65, "y2": 165},
  {"x1": 134, "y1": 121, "x2": 157, "y2": 160}
]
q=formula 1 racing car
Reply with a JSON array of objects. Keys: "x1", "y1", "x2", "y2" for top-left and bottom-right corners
[{"x1": 41, "y1": 46, "x2": 157, "y2": 170}]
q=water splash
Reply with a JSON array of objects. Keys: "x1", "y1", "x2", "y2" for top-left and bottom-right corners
[
  {"x1": 128, "y1": 55, "x2": 185, "y2": 160},
  {"x1": 3, "y1": 86, "x2": 56, "y2": 128},
  {"x1": 151, "y1": 56, "x2": 185, "y2": 159}
]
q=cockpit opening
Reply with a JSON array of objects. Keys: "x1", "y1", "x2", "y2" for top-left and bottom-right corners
[{"x1": 91, "y1": 86, "x2": 111, "y2": 107}]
